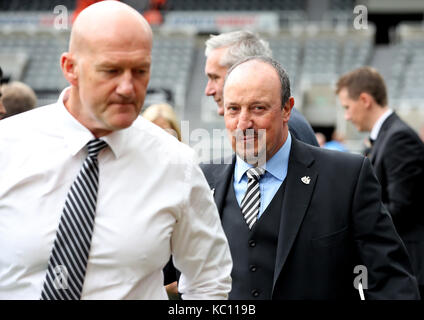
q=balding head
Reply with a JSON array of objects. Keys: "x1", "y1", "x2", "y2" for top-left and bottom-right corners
[
  {"x1": 69, "y1": 1, "x2": 152, "y2": 56},
  {"x1": 61, "y1": 1, "x2": 153, "y2": 137}
]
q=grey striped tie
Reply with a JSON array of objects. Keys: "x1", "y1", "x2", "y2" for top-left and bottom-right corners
[
  {"x1": 41, "y1": 139, "x2": 108, "y2": 300},
  {"x1": 241, "y1": 167, "x2": 265, "y2": 229}
]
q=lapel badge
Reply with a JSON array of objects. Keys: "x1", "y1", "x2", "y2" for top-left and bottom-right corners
[
  {"x1": 211, "y1": 188, "x2": 215, "y2": 196},
  {"x1": 301, "y1": 176, "x2": 311, "y2": 185}
]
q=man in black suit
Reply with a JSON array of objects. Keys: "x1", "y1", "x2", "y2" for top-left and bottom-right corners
[
  {"x1": 162, "y1": 31, "x2": 320, "y2": 296},
  {"x1": 201, "y1": 56, "x2": 420, "y2": 299},
  {"x1": 336, "y1": 66, "x2": 424, "y2": 298},
  {"x1": 204, "y1": 30, "x2": 319, "y2": 146}
]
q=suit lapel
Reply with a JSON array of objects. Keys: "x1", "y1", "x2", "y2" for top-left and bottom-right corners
[
  {"x1": 273, "y1": 139, "x2": 317, "y2": 289},
  {"x1": 210, "y1": 156, "x2": 236, "y2": 216}
]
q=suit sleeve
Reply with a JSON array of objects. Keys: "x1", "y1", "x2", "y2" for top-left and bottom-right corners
[
  {"x1": 352, "y1": 157, "x2": 420, "y2": 299},
  {"x1": 380, "y1": 130, "x2": 424, "y2": 228}
]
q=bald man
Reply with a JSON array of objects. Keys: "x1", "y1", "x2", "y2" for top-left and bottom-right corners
[{"x1": 0, "y1": 1, "x2": 232, "y2": 300}]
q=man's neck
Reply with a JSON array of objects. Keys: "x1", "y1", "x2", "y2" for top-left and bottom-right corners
[
  {"x1": 369, "y1": 106, "x2": 392, "y2": 140},
  {"x1": 369, "y1": 105, "x2": 389, "y2": 131}
]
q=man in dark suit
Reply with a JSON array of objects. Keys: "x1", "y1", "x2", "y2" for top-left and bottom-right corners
[
  {"x1": 162, "y1": 31, "x2": 320, "y2": 296},
  {"x1": 204, "y1": 30, "x2": 319, "y2": 146},
  {"x1": 201, "y1": 56, "x2": 420, "y2": 299},
  {"x1": 336, "y1": 66, "x2": 424, "y2": 298}
]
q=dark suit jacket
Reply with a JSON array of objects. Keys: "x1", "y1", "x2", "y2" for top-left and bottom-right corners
[
  {"x1": 201, "y1": 137, "x2": 420, "y2": 299},
  {"x1": 289, "y1": 108, "x2": 319, "y2": 147},
  {"x1": 369, "y1": 112, "x2": 424, "y2": 285}
]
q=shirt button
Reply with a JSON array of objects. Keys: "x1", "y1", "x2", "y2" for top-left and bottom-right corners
[
  {"x1": 250, "y1": 265, "x2": 257, "y2": 272},
  {"x1": 251, "y1": 289, "x2": 260, "y2": 297},
  {"x1": 249, "y1": 240, "x2": 256, "y2": 247}
]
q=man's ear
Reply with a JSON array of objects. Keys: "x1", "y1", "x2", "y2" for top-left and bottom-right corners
[
  {"x1": 60, "y1": 52, "x2": 78, "y2": 86},
  {"x1": 282, "y1": 97, "x2": 295, "y2": 122},
  {"x1": 358, "y1": 92, "x2": 373, "y2": 109}
]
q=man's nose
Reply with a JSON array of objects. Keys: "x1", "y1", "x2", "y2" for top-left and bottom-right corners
[
  {"x1": 116, "y1": 71, "x2": 135, "y2": 97},
  {"x1": 205, "y1": 81, "x2": 215, "y2": 96},
  {"x1": 237, "y1": 110, "x2": 253, "y2": 131}
]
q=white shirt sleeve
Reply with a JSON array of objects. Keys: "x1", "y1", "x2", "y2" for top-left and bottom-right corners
[{"x1": 171, "y1": 154, "x2": 232, "y2": 300}]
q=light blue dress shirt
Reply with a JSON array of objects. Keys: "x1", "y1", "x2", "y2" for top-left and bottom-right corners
[{"x1": 233, "y1": 133, "x2": 292, "y2": 219}]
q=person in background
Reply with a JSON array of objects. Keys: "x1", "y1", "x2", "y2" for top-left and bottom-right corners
[
  {"x1": 323, "y1": 130, "x2": 348, "y2": 152},
  {"x1": 201, "y1": 56, "x2": 419, "y2": 299},
  {"x1": 0, "y1": 81, "x2": 37, "y2": 119},
  {"x1": 0, "y1": 1, "x2": 232, "y2": 300},
  {"x1": 142, "y1": 103, "x2": 181, "y2": 141},
  {"x1": 0, "y1": 67, "x2": 6, "y2": 119},
  {"x1": 336, "y1": 66, "x2": 424, "y2": 298},
  {"x1": 204, "y1": 30, "x2": 319, "y2": 147},
  {"x1": 419, "y1": 125, "x2": 424, "y2": 143},
  {"x1": 315, "y1": 132, "x2": 326, "y2": 147}
]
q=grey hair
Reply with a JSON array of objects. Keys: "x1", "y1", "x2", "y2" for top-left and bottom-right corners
[
  {"x1": 225, "y1": 56, "x2": 291, "y2": 107},
  {"x1": 205, "y1": 30, "x2": 272, "y2": 68}
]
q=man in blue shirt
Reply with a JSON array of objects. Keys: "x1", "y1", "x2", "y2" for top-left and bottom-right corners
[{"x1": 200, "y1": 56, "x2": 419, "y2": 300}]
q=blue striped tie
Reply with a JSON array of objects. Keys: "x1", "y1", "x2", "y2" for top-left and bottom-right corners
[
  {"x1": 41, "y1": 139, "x2": 108, "y2": 300},
  {"x1": 241, "y1": 167, "x2": 265, "y2": 229}
]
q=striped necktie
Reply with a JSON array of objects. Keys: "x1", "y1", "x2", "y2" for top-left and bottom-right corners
[
  {"x1": 40, "y1": 139, "x2": 108, "y2": 300},
  {"x1": 241, "y1": 167, "x2": 265, "y2": 230}
]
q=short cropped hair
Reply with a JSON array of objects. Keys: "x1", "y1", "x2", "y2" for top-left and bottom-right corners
[
  {"x1": 1, "y1": 81, "x2": 37, "y2": 118},
  {"x1": 205, "y1": 30, "x2": 272, "y2": 68},
  {"x1": 225, "y1": 55, "x2": 291, "y2": 107},
  {"x1": 336, "y1": 66, "x2": 388, "y2": 107}
]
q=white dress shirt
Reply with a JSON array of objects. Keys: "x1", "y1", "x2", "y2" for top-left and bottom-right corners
[
  {"x1": 0, "y1": 88, "x2": 232, "y2": 300},
  {"x1": 370, "y1": 109, "x2": 393, "y2": 140}
]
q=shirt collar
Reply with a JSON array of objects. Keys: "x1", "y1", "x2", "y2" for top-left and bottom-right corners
[
  {"x1": 235, "y1": 132, "x2": 292, "y2": 182},
  {"x1": 58, "y1": 87, "x2": 127, "y2": 158},
  {"x1": 370, "y1": 109, "x2": 393, "y2": 140}
]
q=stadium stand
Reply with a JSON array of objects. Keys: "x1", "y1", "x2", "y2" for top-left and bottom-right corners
[
  {"x1": 1, "y1": 0, "x2": 423, "y2": 153},
  {"x1": 165, "y1": 0, "x2": 306, "y2": 11},
  {"x1": 0, "y1": 0, "x2": 76, "y2": 11}
]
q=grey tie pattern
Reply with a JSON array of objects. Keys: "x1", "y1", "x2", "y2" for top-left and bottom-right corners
[
  {"x1": 41, "y1": 139, "x2": 108, "y2": 300},
  {"x1": 241, "y1": 167, "x2": 265, "y2": 229}
]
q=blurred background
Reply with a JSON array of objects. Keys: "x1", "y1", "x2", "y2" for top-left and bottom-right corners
[{"x1": 1, "y1": 0, "x2": 424, "y2": 157}]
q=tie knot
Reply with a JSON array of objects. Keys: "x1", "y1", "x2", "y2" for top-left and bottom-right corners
[
  {"x1": 246, "y1": 167, "x2": 265, "y2": 181},
  {"x1": 87, "y1": 139, "x2": 108, "y2": 158}
]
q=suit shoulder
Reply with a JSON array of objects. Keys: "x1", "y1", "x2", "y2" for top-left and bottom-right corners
[
  {"x1": 288, "y1": 109, "x2": 319, "y2": 146},
  {"x1": 382, "y1": 120, "x2": 424, "y2": 154},
  {"x1": 200, "y1": 161, "x2": 230, "y2": 174},
  {"x1": 301, "y1": 141, "x2": 365, "y2": 167},
  {"x1": 200, "y1": 158, "x2": 233, "y2": 182}
]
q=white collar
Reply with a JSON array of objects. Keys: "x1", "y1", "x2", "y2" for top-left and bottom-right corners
[
  {"x1": 370, "y1": 109, "x2": 393, "y2": 140},
  {"x1": 58, "y1": 87, "x2": 127, "y2": 159}
]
